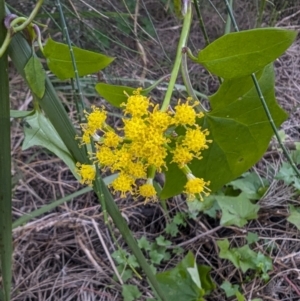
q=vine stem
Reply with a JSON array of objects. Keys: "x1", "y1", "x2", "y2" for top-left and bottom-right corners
[
  {"x1": 11, "y1": 0, "x2": 44, "y2": 32},
  {"x1": 160, "y1": 0, "x2": 192, "y2": 112},
  {"x1": 223, "y1": 0, "x2": 300, "y2": 178}
]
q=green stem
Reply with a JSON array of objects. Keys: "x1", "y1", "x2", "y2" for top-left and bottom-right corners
[
  {"x1": 0, "y1": 2, "x2": 12, "y2": 300},
  {"x1": 11, "y1": 0, "x2": 44, "y2": 32},
  {"x1": 93, "y1": 178, "x2": 169, "y2": 301},
  {"x1": 193, "y1": 0, "x2": 210, "y2": 46},
  {"x1": 160, "y1": 1, "x2": 192, "y2": 112},
  {"x1": 224, "y1": 0, "x2": 300, "y2": 178},
  {"x1": 56, "y1": 0, "x2": 85, "y2": 121},
  {"x1": 0, "y1": 31, "x2": 11, "y2": 58},
  {"x1": 181, "y1": 51, "x2": 207, "y2": 112}
]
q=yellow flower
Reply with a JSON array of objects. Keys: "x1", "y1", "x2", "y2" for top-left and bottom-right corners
[
  {"x1": 138, "y1": 180, "x2": 157, "y2": 203},
  {"x1": 171, "y1": 145, "x2": 194, "y2": 167},
  {"x1": 184, "y1": 173, "x2": 211, "y2": 201},
  {"x1": 148, "y1": 104, "x2": 173, "y2": 132},
  {"x1": 123, "y1": 117, "x2": 147, "y2": 141},
  {"x1": 95, "y1": 146, "x2": 116, "y2": 168},
  {"x1": 77, "y1": 90, "x2": 213, "y2": 202},
  {"x1": 110, "y1": 172, "x2": 135, "y2": 198},
  {"x1": 121, "y1": 88, "x2": 150, "y2": 117},
  {"x1": 85, "y1": 106, "x2": 107, "y2": 133},
  {"x1": 173, "y1": 98, "x2": 203, "y2": 126},
  {"x1": 113, "y1": 144, "x2": 134, "y2": 171},
  {"x1": 103, "y1": 131, "x2": 122, "y2": 148},
  {"x1": 144, "y1": 144, "x2": 167, "y2": 171},
  {"x1": 81, "y1": 130, "x2": 92, "y2": 144},
  {"x1": 76, "y1": 163, "x2": 96, "y2": 186},
  {"x1": 127, "y1": 160, "x2": 147, "y2": 179},
  {"x1": 182, "y1": 127, "x2": 211, "y2": 154}
]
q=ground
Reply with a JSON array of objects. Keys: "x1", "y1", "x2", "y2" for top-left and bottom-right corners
[{"x1": 5, "y1": 0, "x2": 300, "y2": 300}]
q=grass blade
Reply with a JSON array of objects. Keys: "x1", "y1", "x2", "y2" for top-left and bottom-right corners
[
  {"x1": 0, "y1": 3, "x2": 12, "y2": 300},
  {"x1": 12, "y1": 187, "x2": 92, "y2": 229}
]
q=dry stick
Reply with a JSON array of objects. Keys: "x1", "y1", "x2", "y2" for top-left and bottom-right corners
[
  {"x1": 76, "y1": 235, "x2": 104, "y2": 274},
  {"x1": 167, "y1": 225, "x2": 223, "y2": 249},
  {"x1": 224, "y1": 0, "x2": 300, "y2": 179},
  {"x1": 282, "y1": 274, "x2": 300, "y2": 296},
  {"x1": 91, "y1": 219, "x2": 123, "y2": 285}
]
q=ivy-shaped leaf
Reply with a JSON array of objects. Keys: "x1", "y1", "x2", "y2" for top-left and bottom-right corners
[
  {"x1": 229, "y1": 172, "x2": 269, "y2": 200},
  {"x1": 216, "y1": 192, "x2": 259, "y2": 227},
  {"x1": 217, "y1": 239, "x2": 257, "y2": 273},
  {"x1": 161, "y1": 64, "x2": 287, "y2": 198},
  {"x1": 122, "y1": 285, "x2": 142, "y2": 301},
  {"x1": 44, "y1": 38, "x2": 114, "y2": 80},
  {"x1": 197, "y1": 28, "x2": 297, "y2": 79},
  {"x1": 220, "y1": 281, "x2": 240, "y2": 297}
]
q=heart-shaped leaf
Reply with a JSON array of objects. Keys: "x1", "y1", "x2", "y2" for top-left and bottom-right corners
[
  {"x1": 197, "y1": 28, "x2": 297, "y2": 79},
  {"x1": 44, "y1": 38, "x2": 114, "y2": 80},
  {"x1": 161, "y1": 64, "x2": 287, "y2": 199}
]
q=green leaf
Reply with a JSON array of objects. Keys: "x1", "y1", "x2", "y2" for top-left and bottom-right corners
[
  {"x1": 22, "y1": 110, "x2": 78, "y2": 179},
  {"x1": 149, "y1": 250, "x2": 165, "y2": 265},
  {"x1": 173, "y1": 212, "x2": 187, "y2": 226},
  {"x1": 156, "y1": 235, "x2": 172, "y2": 247},
  {"x1": 161, "y1": 64, "x2": 287, "y2": 199},
  {"x1": 246, "y1": 232, "x2": 259, "y2": 244},
  {"x1": 95, "y1": 75, "x2": 168, "y2": 107},
  {"x1": 44, "y1": 38, "x2": 114, "y2": 80},
  {"x1": 275, "y1": 162, "x2": 296, "y2": 185},
  {"x1": 111, "y1": 249, "x2": 128, "y2": 265},
  {"x1": 128, "y1": 254, "x2": 140, "y2": 268},
  {"x1": 24, "y1": 56, "x2": 46, "y2": 98},
  {"x1": 216, "y1": 193, "x2": 259, "y2": 227},
  {"x1": 137, "y1": 236, "x2": 151, "y2": 251},
  {"x1": 187, "y1": 262, "x2": 201, "y2": 289},
  {"x1": 187, "y1": 195, "x2": 220, "y2": 219},
  {"x1": 95, "y1": 83, "x2": 146, "y2": 108},
  {"x1": 10, "y1": 110, "x2": 33, "y2": 118},
  {"x1": 165, "y1": 222, "x2": 179, "y2": 237},
  {"x1": 230, "y1": 172, "x2": 269, "y2": 200},
  {"x1": 155, "y1": 252, "x2": 215, "y2": 300},
  {"x1": 122, "y1": 284, "x2": 142, "y2": 301},
  {"x1": 197, "y1": 28, "x2": 297, "y2": 78},
  {"x1": 236, "y1": 291, "x2": 245, "y2": 301},
  {"x1": 95, "y1": 84, "x2": 136, "y2": 107},
  {"x1": 254, "y1": 252, "x2": 273, "y2": 281},
  {"x1": 287, "y1": 205, "x2": 300, "y2": 230},
  {"x1": 217, "y1": 239, "x2": 258, "y2": 273},
  {"x1": 116, "y1": 265, "x2": 133, "y2": 282},
  {"x1": 220, "y1": 281, "x2": 240, "y2": 297}
]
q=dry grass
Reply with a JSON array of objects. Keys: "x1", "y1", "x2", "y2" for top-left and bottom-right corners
[{"x1": 5, "y1": 0, "x2": 300, "y2": 300}]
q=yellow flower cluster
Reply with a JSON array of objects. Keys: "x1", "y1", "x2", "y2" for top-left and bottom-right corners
[{"x1": 76, "y1": 88, "x2": 212, "y2": 202}]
